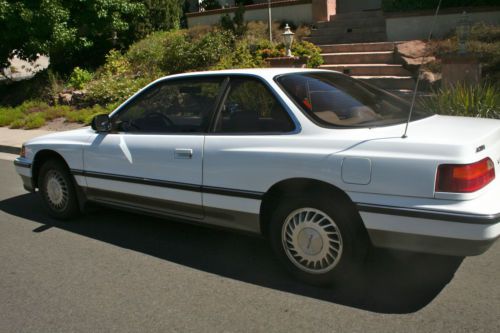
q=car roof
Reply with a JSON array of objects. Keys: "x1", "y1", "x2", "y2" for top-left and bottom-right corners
[{"x1": 159, "y1": 68, "x2": 337, "y2": 81}]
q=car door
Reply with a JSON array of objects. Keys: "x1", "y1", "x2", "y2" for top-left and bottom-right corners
[
  {"x1": 83, "y1": 76, "x2": 225, "y2": 219},
  {"x1": 202, "y1": 76, "x2": 298, "y2": 232}
]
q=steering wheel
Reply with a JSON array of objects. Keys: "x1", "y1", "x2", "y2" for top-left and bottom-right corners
[{"x1": 144, "y1": 111, "x2": 176, "y2": 128}]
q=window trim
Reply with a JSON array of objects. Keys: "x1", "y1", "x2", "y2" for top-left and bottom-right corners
[
  {"x1": 207, "y1": 74, "x2": 301, "y2": 136},
  {"x1": 109, "y1": 75, "x2": 228, "y2": 135}
]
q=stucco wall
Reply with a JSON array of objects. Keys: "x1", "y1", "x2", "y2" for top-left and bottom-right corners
[
  {"x1": 337, "y1": 0, "x2": 381, "y2": 13},
  {"x1": 386, "y1": 10, "x2": 500, "y2": 41},
  {"x1": 187, "y1": 3, "x2": 313, "y2": 27}
]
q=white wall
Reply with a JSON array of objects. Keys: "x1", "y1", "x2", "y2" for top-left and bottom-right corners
[
  {"x1": 386, "y1": 10, "x2": 500, "y2": 41},
  {"x1": 187, "y1": 4, "x2": 313, "y2": 27}
]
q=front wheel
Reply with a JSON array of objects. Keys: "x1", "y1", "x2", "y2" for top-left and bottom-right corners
[
  {"x1": 38, "y1": 159, "x2": 80, "y2": 219},
  {"x1": 269, "y1": 195, "x2": 368, "y2": 286}
]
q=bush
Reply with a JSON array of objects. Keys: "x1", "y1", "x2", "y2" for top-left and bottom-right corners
[
  {"x1": 220, "y1": 4, "x2": 247, "y2": 37},
  {"x1": 0, "y1": 100, "x2": 116, "y2": 129},
  {"x1": 68, "y1": 67, "x2": 93, "y2": 90},
  {"x1": 213, "y1": 40, "x2": 261, "y2": 69},
  {"x1": 64, "y1": 104, "x2": 113, "y2": 124},
  {"x1": 85, "y1": 50, "x2": 152, "y2": 104},
  {"x1": 126, "y1": 31, "x2": 173, "y2": 76},
  {"x1": 0, "y1": 70, "x2": 63, "y2": 106},
  {"x1": 161, "y1": 29, "x2": 235, "y2": 74},
  {"x1": 419, "y1": 82, "x2": 500, "y2": 119},
  {"x1": 291, "y1": 41, "x2": 324, "y2": 68},
  {"x1": 251, "y1": 39, "x2": 323, "y2": 68},
  {"x1": 428, "y1": 23, "x2": 500, "y2": 83},
  {"x1": 88, "y1": 25, "x2": 322, "y2": 105}
]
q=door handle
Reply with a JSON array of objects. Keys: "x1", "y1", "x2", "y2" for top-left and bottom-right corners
[{"x1": 175, "y1": 148, "x2": 193, "y2": 159}]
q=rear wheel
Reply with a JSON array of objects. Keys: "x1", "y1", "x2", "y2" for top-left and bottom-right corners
[
  {"x1": 269, "y1": 195, "x2": 368, "y2": 286},
  {"x1": 38, "y1": 159, "x2": 80, "y2": 219}
]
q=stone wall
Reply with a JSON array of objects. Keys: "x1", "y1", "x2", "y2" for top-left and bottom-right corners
[
  {"x1": 386, "y1": 7, "x2": 500, "y2": 41},
  {"x1": 186, "y1": 0, "x2": 313, "y2": 27}
]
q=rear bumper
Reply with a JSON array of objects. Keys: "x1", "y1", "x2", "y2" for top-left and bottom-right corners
[{"x1": 358, "y1": 203, "x2": 500, "y2": 256}]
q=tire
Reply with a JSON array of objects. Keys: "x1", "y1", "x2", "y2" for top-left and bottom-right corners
[
  {"x1": 38, "y1": 159, "x2": 80, "y2": 220},
  {"x1": 269, "y1": 194, "x2": 368, "y2": 286}
]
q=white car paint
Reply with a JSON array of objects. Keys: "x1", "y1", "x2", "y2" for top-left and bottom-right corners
[{"x1": 14, "y1": 68, "x2": 500, "y2": 256}]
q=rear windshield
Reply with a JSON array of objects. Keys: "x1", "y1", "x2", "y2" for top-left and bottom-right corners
[{"x1": 275, "y1": 72, "x2": 431, "y2": 128}]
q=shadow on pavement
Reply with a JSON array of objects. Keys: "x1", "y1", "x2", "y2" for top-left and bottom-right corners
[{"x1": 0, "y1": 193, "x2": 464, "y2": 314}]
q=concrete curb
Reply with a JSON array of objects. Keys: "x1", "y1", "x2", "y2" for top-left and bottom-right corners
[
  {"x1": 0, "y1": 127, "x2": 53, "y2": 156},
  {"x1": 0, "y1": 145, "x2": 21, "y2": 155}
]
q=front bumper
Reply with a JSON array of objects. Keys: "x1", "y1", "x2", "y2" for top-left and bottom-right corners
[
  {"x1": 14, "y1": 159, "x2": 34, "y2": 192},
  {"x1": 358, "y1": 203, "x2": 500, "y2": 256}
]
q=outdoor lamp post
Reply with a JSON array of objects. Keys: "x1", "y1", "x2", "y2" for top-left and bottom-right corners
[
  {"x1": 457, "y1": 11, "x2": 471, "y2": 54},
  {"x1": 283, "y1": 24, "x2": 295, "y2": 57}
]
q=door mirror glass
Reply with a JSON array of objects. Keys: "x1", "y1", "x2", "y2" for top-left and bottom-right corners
[{"x1": 91, "y1": 114, "x2": 111, "y2": 132}]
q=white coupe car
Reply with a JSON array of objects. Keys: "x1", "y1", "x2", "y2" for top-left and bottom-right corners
[{"x1": 14, "y1": 68, "x2": 500, "y2": 285}]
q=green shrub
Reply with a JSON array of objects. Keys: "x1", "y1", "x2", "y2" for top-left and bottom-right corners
[
  {"x1": 419, "y1": 82, "x2": 500, "y2": 118},
  {"x1": 219, "y1": 4, "x2": 247, "y2": 37},
  {"x1": 291, "y1": 41, "x2": 324, "y2": 68},
  {"x1": 160, "y1": 29, "x2": 235, "y2": 74},
  {"x1": 85, "y1": 49, "x2": 152, "y2": 104},
  {"x1": 23, "y1": 113, "x2": 47, "y2": 129},
  {"x1": 65, "y1": 105, "x2": 112, "y2": 124},
  {"x1": 68, "y1": 67, "x2": 94, "y2": 90},
  {"x1": 0, "y1": 99, "x2": 116, "y2": 129},
  {"x1": 250, "y1": 39, "x2": 323, "y2": 68},
  {"x1": 428, "y1": 23, "x2": 500, "y2": 83},
  {"x1": 126, "y1": 31, "x2": 172, "y2": 76},
  {"x1": 0, "y1": 106, "x2": 24, "y2": 126},
  {"x1": 213, "y1": 40, "x2": 261, "y2": 69},
  {"x1": 0, "y1": 70, "x2": 60, "y2": 106}
]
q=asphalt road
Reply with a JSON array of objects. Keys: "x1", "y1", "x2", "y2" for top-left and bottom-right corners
[{"x1": 0, "y1": 158, "x2": 498, "y2": 332}]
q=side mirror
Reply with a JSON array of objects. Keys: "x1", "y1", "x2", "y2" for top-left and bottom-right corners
[{"x1": 91, "y1": 114, "x2": 111, "y2": 132}]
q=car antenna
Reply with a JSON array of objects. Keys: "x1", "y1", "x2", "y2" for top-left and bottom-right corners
[{"x1": 402, "y1": 0, "x2": 443, "y2": 139}]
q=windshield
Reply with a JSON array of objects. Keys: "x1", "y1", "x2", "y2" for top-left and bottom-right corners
[{"x1": 275, "y1": 72, "x2": 432, "y2": 128}]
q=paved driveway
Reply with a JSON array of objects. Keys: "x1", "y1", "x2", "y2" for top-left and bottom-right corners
[{"x1": 0, "y1": 158, "x2": 498, "y2": 332}]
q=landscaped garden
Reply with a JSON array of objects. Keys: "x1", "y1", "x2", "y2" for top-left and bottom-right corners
[{"x1": 0, "y1": 0, "x2": 499, "y2": 129}]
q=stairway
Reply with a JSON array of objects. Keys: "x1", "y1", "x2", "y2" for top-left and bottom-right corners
[
  {"x1": 304, "y1": 10, "x2": 387, "y2": 45},
  {"x1": 304, "y1": 11, "x2": 416, "y2": 91},
  {"x1": 318, "y1": 42, "x2": 415, "y2": 90}
]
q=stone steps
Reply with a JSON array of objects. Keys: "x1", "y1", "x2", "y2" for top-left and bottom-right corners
[
  {"x1": 319, "y1": 64, "x2": 411, "y2": 76},
  {"x1": 354, "y1": 76, "x2": 416, "y2": 90},
  {"x1": 315, "y1": 17, "x2": 386, "y2": 29},
  {"x1": 304, "y1": 32, "x2": 387, "y2": 44},
  {"x1": 309, "y1": 11, "x2": 414, "y2": 91},
  {"x1": 310, "y1": 26, "x2": 386, "y2": 36},
  {"x1": 329, "y1": 10, "x2": 385, "y2": 21},
  {"x1": 322, "y1": 51, "x2": 395, "y2": 64},
  {"x1": 307, "y1": 10, "x2": 387, "y2": 44},
  {"x1": 319, "y1": 42, "x2": 395, "y2": 53}
]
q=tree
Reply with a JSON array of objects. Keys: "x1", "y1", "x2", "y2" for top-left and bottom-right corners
[
  {"x1": 138, "y1": 0, "x2": 183, "y2": 34},
  {"x1": 0, "y1": 0, "x2": 146, "y2": 74}
]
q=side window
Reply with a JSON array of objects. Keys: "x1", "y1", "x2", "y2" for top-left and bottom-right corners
[
  {"x1": 112, "y1": 78, "x2": 223, "y2": 133},
  {"x1": 214, "y1": 78, "x2": 295, "y2": 133}
]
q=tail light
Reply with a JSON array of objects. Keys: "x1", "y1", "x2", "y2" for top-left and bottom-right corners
[{"x1": 436, "y1": 158, "x2": 495, "y2": 193}]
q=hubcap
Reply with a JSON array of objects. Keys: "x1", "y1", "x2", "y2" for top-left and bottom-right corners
[
  {"x1": 45, "y1": 170, "x2": 68, "y2": 211},
  {"x1": 282, "y1": 208, "x2": 343, "y2": 274}
]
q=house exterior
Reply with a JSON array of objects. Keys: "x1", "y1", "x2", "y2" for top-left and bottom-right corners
[{"x1": 186, "y1": 0, "x2": 500, "y2": 42}]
